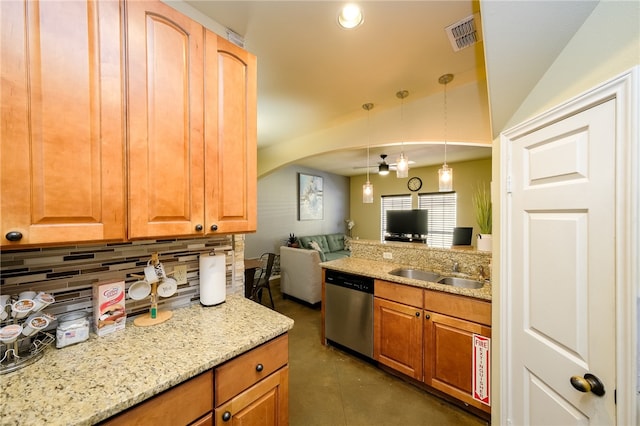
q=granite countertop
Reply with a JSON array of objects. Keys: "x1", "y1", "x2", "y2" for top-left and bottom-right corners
[
  {"x1": 320, "y1": 257, "x2": 492, "y2": 301},
  {"x1": 0, "y1": 295, "x2": 294, "y2": 426}
]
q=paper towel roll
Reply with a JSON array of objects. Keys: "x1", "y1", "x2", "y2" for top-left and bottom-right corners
[{"x1": 199, "y1": 253, "x2": 226, "y2": 306}]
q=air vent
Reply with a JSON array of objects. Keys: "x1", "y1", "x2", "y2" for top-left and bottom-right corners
[
  {"x1": 226, "y1": 29, "x2": 245, "y2": 48},
  {"x1": 445, "y1": 13, "x2": 482, "y2": 52}
]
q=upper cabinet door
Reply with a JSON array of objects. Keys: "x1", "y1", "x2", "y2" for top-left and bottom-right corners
[
  {"x1": 204, "y1": 33, "x2": 257, "y2": 234},
  {"x1": 127, "y1": 1, "x2": 205, "y2": 239},
  {"x1": 0, "y1": 0, "x2": 125, "y2": 247}
]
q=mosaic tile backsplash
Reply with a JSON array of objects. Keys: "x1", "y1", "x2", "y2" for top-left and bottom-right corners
[{"x1": 0, "y1": 236, "x2": 243, "y2": 326}]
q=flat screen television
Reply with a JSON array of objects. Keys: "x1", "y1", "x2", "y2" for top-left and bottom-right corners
[{"x1": 386, "y1": 209, "x2": 428, "y2": 236}]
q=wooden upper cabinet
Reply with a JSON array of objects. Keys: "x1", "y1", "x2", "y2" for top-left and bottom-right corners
[
  {"x1": 204, "y1": 32, "x2": 257, "y2": 234},
  {"x1": 0, "y1": 0, "x2": 125, "y2": 247},
  {"x1": 126, "y1": 0, "x2": 205, "y2": 239}
]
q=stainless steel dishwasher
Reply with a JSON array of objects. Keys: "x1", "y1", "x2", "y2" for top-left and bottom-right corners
[{"x1": 324, "y1": 269, "x2": 374, "y2": 358}]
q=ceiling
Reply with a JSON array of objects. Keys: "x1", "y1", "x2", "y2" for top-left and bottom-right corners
[{"x1": 179, "y1": 0, "x2": 599, "y2": 177}]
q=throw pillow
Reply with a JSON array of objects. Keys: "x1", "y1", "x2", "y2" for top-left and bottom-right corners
[{"x1": 309, "y1": 240, "x2": 323, "y2": 253}]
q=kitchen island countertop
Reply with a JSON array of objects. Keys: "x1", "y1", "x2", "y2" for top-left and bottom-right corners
[
  {"x1": 0, "y1": 295, "x2": 294, "y2": 425},
  {"x1": 321, "y1": 257, "x2": 492, "y2": 301}
]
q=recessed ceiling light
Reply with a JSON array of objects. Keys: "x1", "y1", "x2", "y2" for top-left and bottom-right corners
[{"x1": 338, "y1": 4, "x2": 364, "y2": 29}]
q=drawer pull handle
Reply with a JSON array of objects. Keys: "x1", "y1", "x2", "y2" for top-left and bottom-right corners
[
  {"x1": 256, "y1": 363, "x2": 264, "y2": 372},
  {"x1": 210, "y1": 224, "x2": 218, "y2": 231},
  {"x1": 222, "y1": 411, "x2": 231, "y2": 422},
  {"x1": 195, "y1": 224, "x2": 203, "y2": 232},
  {"x1": 5, "y1": 231, "x2": 23, "y2": 241}
]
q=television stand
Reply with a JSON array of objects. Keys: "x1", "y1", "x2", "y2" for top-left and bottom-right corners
[{"x1": 384, "y1": 235, "x2": 427, "y2": 244}]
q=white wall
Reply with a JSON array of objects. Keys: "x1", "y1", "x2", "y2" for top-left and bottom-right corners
[{"x1": 244, "y1": 165, "x2": 350, "y2": 258}]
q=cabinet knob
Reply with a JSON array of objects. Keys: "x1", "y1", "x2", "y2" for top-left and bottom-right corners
[
  {"x1": 415, "y1": 312, "x2": 420, "y2": 317},
  {"x1": 222, "y1": 411, "x2": 231, "y2": 422},
  {"x1": 5, "y1": 231, "x2": 23, "y2": 242},
  {"x1": 195, "y1": 224, "x2": 203, "y2": 232},
  {"x1": 210, "y1": 224, "x2": 218, "y2": 231},
  {"x1": 425, "y1": 314, "x2": 430, "y2": 319},
  {"x1": 256, "y1": 363, "x2": 264, "y2": 372}
]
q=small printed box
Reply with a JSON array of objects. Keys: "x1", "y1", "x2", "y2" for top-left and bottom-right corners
[{"x1": 93, "y1": 280, "x2": 126, "y2": 336}]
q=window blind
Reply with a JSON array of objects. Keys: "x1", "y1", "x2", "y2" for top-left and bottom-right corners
[
  {"x1": 380, "y1": 195, "x2": 412, "y2": 241},
  {"x1": 418, "y1": 192, "x2": 457, "y2": 248}
]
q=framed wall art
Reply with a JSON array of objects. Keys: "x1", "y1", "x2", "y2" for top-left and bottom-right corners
[{"x1": 298, "y1": 173, "x2": 323, "y2": 220}]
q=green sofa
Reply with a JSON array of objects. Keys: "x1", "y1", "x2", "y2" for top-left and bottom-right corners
[{"x1": 297, "y1": 233, "x2": 350, "y2": 262}]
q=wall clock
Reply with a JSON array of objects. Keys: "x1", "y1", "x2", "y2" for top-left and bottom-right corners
[{"x1": 407, "y1": 177, "x2": 422, "y2": 192}]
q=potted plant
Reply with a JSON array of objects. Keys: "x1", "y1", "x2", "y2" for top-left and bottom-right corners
[
  {"x1": 472, "y1": 182, "x2": 492, "y2": 251},
  {"x1": 287, "y1": 233, "x2": 299, "y2": 248}
]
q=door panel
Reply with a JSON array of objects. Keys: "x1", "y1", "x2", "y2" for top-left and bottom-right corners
[
  {"x1": 373, "y1": 297, "x2": 422, "y2": 380},
  {"x1": 127, "y1": 0, "x2": 204, "y2": 238},
  {"x1": 204, "y1": 33, "x2": 257, "y2": 234},
  {"x1": 1, "y1": 0, "x2": 124, "y2": 245},
  {"x1": 508, "y1": 99, "x2": 616, "y2": 424}
]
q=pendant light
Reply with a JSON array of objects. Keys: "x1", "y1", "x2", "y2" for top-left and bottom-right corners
[
  {"x1": 438, "y1": 74, "x2": 454, "y2": 191},
  {"x1": 362, "y1": 103, "x2": 374, "y2": 203},
  {"x1": 395, "y1": 90, "x2": 409, "y2": 178}
]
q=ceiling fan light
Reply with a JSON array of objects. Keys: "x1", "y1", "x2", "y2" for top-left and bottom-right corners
[
  {"x1": 363, "y1": 181, "x2": 373, "y2": 203},
  {"x1": 396, "y1": 153, "x2": 409, "y2": 178},
  {"x1": 378, "y1": 163, "x2": 389, "y2": 175},
  {"x1": 438, "y1": 164, "x2": 453, "y2": 192},
  {"x1": 338, "y1": 4, "x2": 364, "y2": 29}
]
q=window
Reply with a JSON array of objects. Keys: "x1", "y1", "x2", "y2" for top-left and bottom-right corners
[
  {"x1": 418, "y1": 192, "x2": 457, "y2": 248},
  {"x1": 380, "y1": 195, "x2": 412, "y2": 241}
]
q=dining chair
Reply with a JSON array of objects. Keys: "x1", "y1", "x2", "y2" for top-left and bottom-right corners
[{"x1": 251, "y1": 253, "x2": 276, "y2": 309}]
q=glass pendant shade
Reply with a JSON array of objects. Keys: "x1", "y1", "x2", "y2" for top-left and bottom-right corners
[
  {"x1": 438, "y1": 164, "x2": 453, "y2": 192},
  {"x1": 362, "y1": 102, "x2": 374, "y2": 204},
  {"x1": 396, "y1": 153, "x2": 409, "y2": 178},
  {"x1": 363, "y1": 181, "x2": 373, "y2": 203},
  {"x1": 438, "y1": 74, "x2": 454, "y2": 192}
]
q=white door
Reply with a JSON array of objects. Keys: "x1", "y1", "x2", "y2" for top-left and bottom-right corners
[{"x1": 506, "y1": 98, "x2": 617, "y2": 424}]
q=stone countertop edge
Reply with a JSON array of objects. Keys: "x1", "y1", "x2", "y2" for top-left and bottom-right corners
[
  {"x1": 320, "y1": 257, "x2": 492, "y2": 301},
  {"x1": 0, "y1": 294, "x2": 294, "y2": 426}
]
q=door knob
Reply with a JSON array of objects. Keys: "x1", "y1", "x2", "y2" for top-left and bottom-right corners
[{"x1": 570, "y1": 373, "x2": 605, "y2": 396}]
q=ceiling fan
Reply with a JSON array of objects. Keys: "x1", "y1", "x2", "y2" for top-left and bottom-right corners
[{"x1": 354, "y1": 154, "x2": 415, "y2": 175}]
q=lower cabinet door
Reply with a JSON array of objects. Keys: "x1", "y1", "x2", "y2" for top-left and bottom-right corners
[
  {"x1": 215, "y1": 366, "x2": 289, "y2": 426},
  {"x1": 424, "y1": 311, "x2": 491, "y2": 412},
  {"x1": 373, "y1": 297, "x2": 423, "y2": 380}
]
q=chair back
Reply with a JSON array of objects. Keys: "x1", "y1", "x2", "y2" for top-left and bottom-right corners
[
  {"x1": 250, "y1": 253, "x2": 277, "y2": 308},
  {"x1": 253, "y1": 253, "x2": 276, "y2": 286},
  {"x1": 258, "y1": 253, "x2": 276, "y2": 284}
]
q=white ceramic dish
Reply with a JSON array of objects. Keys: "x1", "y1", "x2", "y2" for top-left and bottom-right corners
[
  {"x1": 157, "y1": 278, "x2": 177, "y2": 298},
  {"x1": 128, "y1": 280, "x2": 151, "y2": 301}
]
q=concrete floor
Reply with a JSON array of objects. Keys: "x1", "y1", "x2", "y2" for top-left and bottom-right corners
[{"x1": 259, "y1": 279, "x2": 490, "y2": 426}]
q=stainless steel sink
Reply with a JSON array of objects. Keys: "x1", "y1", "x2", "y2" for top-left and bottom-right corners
[
  {"x1": 388, "y1": 268, "x2": 441, "y2": 282},
  {"x1": 437, "y1": 276, "x2": 484, "y2": 289}
]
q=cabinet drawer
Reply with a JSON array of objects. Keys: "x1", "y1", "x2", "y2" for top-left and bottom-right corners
[
  {"x1": 374, "y1": 279, "x2": 423, "y2": 308},
  {"x1": 424, "y1": 290, "x2": 491, "y2": 326},
  {"x1": 215, "y1": 366, "x2": 289, "y2": 425},
  {"x1": 102, "y1": 370, "x2": 213, "y2": 425},
  {"x1": 215, "y1": 334, "x2": 288, "y2": 406}
]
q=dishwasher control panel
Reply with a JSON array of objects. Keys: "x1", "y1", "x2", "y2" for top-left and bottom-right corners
[{"x1": 325, "y1": 270, "x2": 374, "y2": 293}]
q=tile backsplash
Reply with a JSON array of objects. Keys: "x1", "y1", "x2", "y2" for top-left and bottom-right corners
[{"x1": 0, "y1": 236, "x2": 243, "y2": 322}]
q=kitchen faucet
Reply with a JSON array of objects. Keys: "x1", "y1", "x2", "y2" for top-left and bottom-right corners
[
  {"x1": 452, "y1": 262, "x2": 460, "y2": 273},
  {"x1": 477, "y1": 265, "x2": 487, "y2": 281}
]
